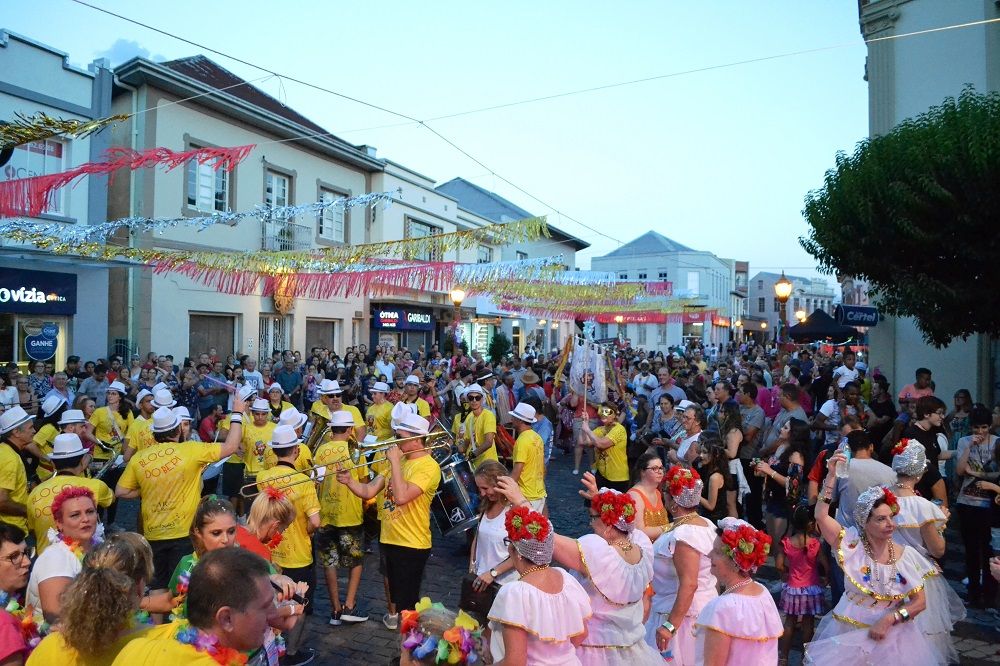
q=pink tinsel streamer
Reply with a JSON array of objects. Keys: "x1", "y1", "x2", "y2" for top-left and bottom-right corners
[{"x1": 0, "y1": 144, "x2": 254, "y2": 218}]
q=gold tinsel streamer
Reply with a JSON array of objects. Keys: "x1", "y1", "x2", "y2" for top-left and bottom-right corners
[
  {"x1": 464, "y1": 280, "x2": 652, "y2": 301},
  {"x1": 0, "y1": 112, "x2": 131, "y2": 150},
  {"x1": 499, "y1": 296, "x2": 703, "y2": 315}
]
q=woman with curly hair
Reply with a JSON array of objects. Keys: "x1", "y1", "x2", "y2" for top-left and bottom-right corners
[
  {"x1": 27, "y1": 532, "x2": 154, "y2": 666},
  {"x1": 694, "y1": 518, "x2": 782, "y2": 665}
]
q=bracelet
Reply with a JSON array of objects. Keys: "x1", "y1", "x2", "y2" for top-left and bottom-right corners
[
  {"x1": 898, "y1": 607, "x2": 910, "y2": 622},
  {"x1": 230, "y1": 414, "x2": 243, "y2": 424},
  {"x1": 819, "y1": 495, "x2": 833, "y2": 504},
  {"x1": 892, "y1": 611, "x2": 901, "y2": 624},
  {"x1": 661, "y1": 619, "x2": 676, "y2": 634}
]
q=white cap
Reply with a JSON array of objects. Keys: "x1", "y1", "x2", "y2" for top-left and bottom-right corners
[
  {"x1": 152, "y1": 389, "x2": 176, "y2": 409},
  {"x1": 50, "y1": 433, "x2": 87, "y2": 459},
  {"x1": 172, "y1": 406, "x2": 192, "y2": 421},
  {"x1": 370, "y1": 381, "x2": 390, "y2": 393},
  {"x1": 136, "y1": 389, "x2": 153, "y2": 404},
  {"x1": 404, "y1": 374, "x2": 420, "y2": 386},
  {"x1": 151, "y1": 406, "x2": 180, "y2": 433},
  {"x1": 329, "y1": 411, "x2": 356, "y2": 428},
  {"x1": 395, "y1": 413, "x2": 430, "y2": 436},
  {"x1": 41, "y1": 394, "x2": 67, "y2": 418},
  {"x1": 0, "y1": 407, "x2": 32, "y2": 435},
  {"x1": 108, "y1": 380, "x2": 127, "y2": 394},
  {"x1": 250, "y1": 398, "x2": 270, "y2": 412},
  {"x1": 267, "y1": 383, "x2": 283, "y2": 394},
  {"x1": 510, "y1": 403, "x2": 538, "y2": 424},
  {"x1": 318, "y1": 379, "x2": 343, "y2": 395},
  {"x1": 57, "y1": 409, "x2": 86, "y2": 426},
  {"x1": 278, "y1": 408, "x2": 308, "y2": 430},
  {"x1": 270, "y1": 424, "x2": 301, "y2": 449}
]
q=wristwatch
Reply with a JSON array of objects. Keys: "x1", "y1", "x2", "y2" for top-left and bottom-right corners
[
  {"x1": 661, "y1": 619, "x2": 676, "y2": 634},
  {"x1": 489, "y1": 568, "x2": 499, "y2": 578}
]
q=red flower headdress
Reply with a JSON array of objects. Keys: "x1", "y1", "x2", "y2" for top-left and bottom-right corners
[
  {"x1": 719, "y1": 519, "x2": 771, "y2": 574},
  {"x1": 662, "y1": 465, "x2": 702, "y2": 507},
  {"x1": 505, "y1": 506, "x2": 550, "y2": 542},
  {"x1": 890, "y1": 438, "x2": 911, "y2": 457},
  {"x1": 591, "y1": 490, "x2": 637, "y2": 532}
]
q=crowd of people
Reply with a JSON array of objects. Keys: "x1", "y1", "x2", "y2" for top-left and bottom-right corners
[{"x1": 0, "y1": 339, "x2": 995, "y2": 664}]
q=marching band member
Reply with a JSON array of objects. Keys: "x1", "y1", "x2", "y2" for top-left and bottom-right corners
[
  {"x1": 367, "y1": 382, "x2": 395, "y2": 442},
  {"x1": 461, "y1": 384, "x2": 498, "y2": 469},
  {"x1": 115, "y1": 395, "x2": 246, "y2": 596},
  {"x1": 315, "y1": 411, "x2": 369, "y2": 625},
  {"x1": 267, "y1": 383, "x2": 294, "y2": 423},
  {"x1": 255, "y1": 424, "x2": 321, "y2": 666},
  {"x1": 122, "y1": 389, "x2": 156, "y2": 462},
  {"x1": 0, "y1": 407, "x2": 34, "y2": 533},
  {"x1": 88, "y1": 381, "x2": 131, "y2": 505},
  {"x1": 243, "y1": 398, "x2": 277, "y2": 486},
  {"x1": 508, "y1": 403, "x2": 547, "y2": 513},
  {"x1": 310, "y1": 379, "x2": 366, "y2": 446},
  {"x1": 264, "y1": 407, "x2": 313, "y2": 472},
  {"x1": 32, "y1": 394, "x2": 68, "y2": 482},
  {"x1": 219, "y1": 386, "x2": 257, "y2": 507},
  {"x1": 338, "y1": 413, "x2": 442, "y2": 620},
  {"x1": 27, "y1": 433, "x2": 113, "y2": 556},
  {"x1": 401, "y1": 375, "x2": 431, "y2": 418},
  {"x1": 476, "y1": 371, "x2": 497, "y2": 413}
]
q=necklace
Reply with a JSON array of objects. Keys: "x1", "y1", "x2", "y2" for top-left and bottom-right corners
[
  {"x1": 174, "y1": 621, "x2": 248, "y2": 666},
  {"x1": 722, "y1": 577, "x2": 754, "y2": 595},
  {"x1": 613, "y1": 539, "x2": 634, "y2": 552},
  {"x1": 519, "y1": 564, "x2": 549, "y2": 580},
  {"x1": 893, "y1": 481, "x2": 915, "y2": 493},
  {"x1": 665, "y1": 512, "x2": 698, "y2": 533},
  {"x1": 860, "y1": 535, "x2": 904, "y2": 593}
]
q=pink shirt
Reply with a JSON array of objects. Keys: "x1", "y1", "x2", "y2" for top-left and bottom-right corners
[
  {"x1": 781, "y1": 535, "x2": 821, "y2": 588},
  {"x1": 898, "y1": 383, "x2": 934, "y2": 402},
  {"x1": 0, "y1": 609, "x2": 27, "y2": 663}
]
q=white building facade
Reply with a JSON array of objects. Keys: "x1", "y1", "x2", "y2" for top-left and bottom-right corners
[{"x1": 748, "y1": 272, "x2": 836, "y2": 342}]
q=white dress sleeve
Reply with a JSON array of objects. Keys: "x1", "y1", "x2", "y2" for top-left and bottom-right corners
[
  {"x1": 577, "y1": 531, "x2": 653, "y2": 605},
  {"x1": 657, "y1": 523, "x2": 716, "y2": 559},
  {"x1": 488, "y1": 569, "x2": 592, "y2": 641}
]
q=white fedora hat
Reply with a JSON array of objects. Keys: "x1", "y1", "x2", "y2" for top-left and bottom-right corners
[
  {"x1": 370, "y1": 381, "x2": 390, "y2": 394},
  {"x1": 0, "y1": 407, "x2": 32, "y2": 435},
  {"x1": 509, "y1": 403, "x2": 538, "y2": 424},
  {"x1": 152, "y1": 389, "x2": 176, "y2": 409},
  {"x1": 108, "y1": 380, "x2": 127, "y2": 394},
  {"x1": 151, "y1": 406, "x2": 180, "y2": 433},
  {"x1": 50, "y1": 432, "x2": 88, "y2": 459},
  {"x1": 395, "y1": 413, "x2": 430, "y2": 436},
  {"x1": 172, "y1": 406, "x2": 193, "y2": 422},
  {"x1": 41, "y1": 394, "x2": 67, "y2": 418},
  {"x1": 404, "y1": 374, "x2": 420, "y2": 386},
  {"x1": 267, "y1": 383, "x2": 284, "y2": 394},
  {"x1": 462, "y1": 383, "x2": 484, "y2": 398},
  {"x1": 329, "y1": 411, "x2": 356, "y2": 428},
  {"x1": 278, "y1": 408, "x2": 308, "y2": 430},
  {"x1": 250, "y1": 398, "x2": 270, "y2": 413},
  {"x1": 270, "y1": 424, "x2": 301, "y2": 449},
  {"x1": 135, "y1": 389, "x2": 153, "y2": 404},
  {"x1": 318, "y1": 379, "x2": 343, "y2": 395},
  {"x1": 237, "y1": 385, "x2": 258, "y2": 402},
  {"x1": 57, "y1": 409, "x2": 86, "y2": 426}
]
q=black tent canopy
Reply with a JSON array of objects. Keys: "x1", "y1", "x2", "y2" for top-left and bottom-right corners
[{"x1": 787, "y1": 309, "x2": 859, "y2": 344}]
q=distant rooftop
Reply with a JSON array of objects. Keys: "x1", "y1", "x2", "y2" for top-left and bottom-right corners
[
  {"x1": 751, "y1": 271, "x2": 821, "y2": 284},
  {"x1": 596, "y1": 230, "x2": 695, "y2": 258}
]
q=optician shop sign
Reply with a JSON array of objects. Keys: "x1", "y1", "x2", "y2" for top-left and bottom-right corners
[
  {"x1": 0, "y1": 268, "x2": 77, "y2": 316},
  {"x1": 374, "y1": 308, "x2": 435, "y2": 331}
]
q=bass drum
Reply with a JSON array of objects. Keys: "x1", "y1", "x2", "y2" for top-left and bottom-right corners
[{"x1": 431, "y1": 456, "x2": 480, "y2": 537}]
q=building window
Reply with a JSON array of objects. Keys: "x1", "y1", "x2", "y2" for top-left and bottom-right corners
[
  {"x1": 11, "y1": 140, "x2": 67, "y2": 215},
  {"x1": 477, "y1": 245, "x2": 493, "y2": 264},
  {"x1": 318, "y1": 188, "x2": 345, "y2": 243},
  {"x1": 758, "y1": 297, "x2": 765, "y2": 313},
  {"x1": 407, "y1": 219, "x2": 441, "y2": 261},
  {"x1": 774, "y1": 299, "x2": 780, "y2": 313},
  {"x1": 656, "y1": 324, "x2": 666, "y2": 344},
  {"x1": 793, "y1": 297, "x2": 800, "y2": 311},
  {"x1": 265, "y1": 171, "x2": 290, "y2": 208},
  {"x1": 262, "y1": 170, "x2": 306, "y2": 251},
  {"x1": 658, "y1": 271, "x2": 667, "y2": 280},
  {"x1": 757, "y1": 279, "x2": 763, "y2": 290},
  {"x1": 637, "y1": 325, "x2": 647, "y2": 345},
  {"x1": 618, "y1": 273, "x2": 627, "y2": 280},
  {"x1": 598, "y1": 323, "x2": 609, "y2": 339},
  {"x1": 638, "y1": 271, "x2": 647, "y2": 280},
  {"x1": 516, "y1": 251, "x2": 528, "y2": 261},
  {"x1": 186, "y1": 151, "x2": 229, "y2": 213},
  {"x1": 687, "y1": 271, "x2": 700, "y2": 294}
]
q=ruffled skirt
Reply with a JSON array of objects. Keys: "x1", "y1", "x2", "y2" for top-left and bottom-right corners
[
  {"x1": 917, "y1": 573, "x2": 966, "y2": 664},
  {"x1": 804, "y1": 612, "x2": 946, "y2": 666},
  {"x1": 645, "y1": 613, "x2": 697, "y2": 666},
  {"x1": 577, "y1": 639, "x2": 662, "y2": 666},
  {"x1": 779, "y1": 584, "x2": 825, "y2": 616}
]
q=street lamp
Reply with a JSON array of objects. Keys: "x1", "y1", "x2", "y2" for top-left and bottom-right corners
[
  {"x1": 773, "y1": 271, "x2": 793, "y2": 343},
  {"x1": 450, "y1": 288, "x2": 465, "y2": 352},
  {"x1": 795, "y1": 309, "x2": 806, "y2": 323}
]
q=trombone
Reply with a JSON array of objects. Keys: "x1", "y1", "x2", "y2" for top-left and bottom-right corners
[{"x1": 238, "y1": 436, "x2": 453, "y2": 497}]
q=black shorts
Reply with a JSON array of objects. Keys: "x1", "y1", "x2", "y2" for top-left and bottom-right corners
[
  {"x1": 150, "y1": 537, "x2": 192, "y2": 589},
  {"x1": 281, "y1": 563, "x2": 316, "y2": 615},
  {"x1": 222, "y1": 461, "x2": 246, "y2": 498},
  {"x1": 316, "y1": 524, "x2": 364, "y2": 569}
]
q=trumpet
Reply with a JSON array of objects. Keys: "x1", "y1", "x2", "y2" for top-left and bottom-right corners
[{"x1": 239, "y1": 438, "x2": 453, "y2": 497}]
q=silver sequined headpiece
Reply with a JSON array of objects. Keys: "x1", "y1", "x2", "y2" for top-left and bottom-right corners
[
  {"x1": 854, "y1": 485, "x2": 899, "y2": 527},
  {"x1": 513, "y1": 527, "x2": 555, "y2": 565},
  {"x1": 593, "y1": 487, "x2": 637, "y2": 534},
  {"x1": 891, "y1": 439, "x2": 927, "y2": 478},
  {"x1": 664, "y1": 466, "x2": 704, "y2": 508}
]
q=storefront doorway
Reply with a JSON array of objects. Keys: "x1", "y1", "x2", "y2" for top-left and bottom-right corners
[{"x1": 0, "y1": 315, "x2": 69, "y2": 371}]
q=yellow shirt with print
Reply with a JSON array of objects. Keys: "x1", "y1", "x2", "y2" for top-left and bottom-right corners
[
  {"x1": 402, "y1": 397, "x2": 431, "y2": 418},
  {"x1": 380, "y1": 454, "x2": 441, "y2": 550},
  {"x1": 28, "y1": 622, "x2": 152, "y2": 666},
  {"x1": 28, "y1": 474, "x2": 114, "y2": 555},
  {"x1": 256, "y1": 464, "x2": 320, "y2": 569},
  {"x1": 370, "y1": 456, "x2": 390, "y2": 520},
  {"x1": 126, "y1": 416, "x2": 155, "y2": 453},
  {"x1": 594, "y1": 423, "x2": 629, "y2": 482},
  {"x1": 241, "y1": 421, "x2": 276, "y2": 475},
  {"x1": 264, "y1": 443, "x2": 312, "y2": 472},
  {"x1": 464, "y1": 409, "x2": 499, "y2": 469},
  {"x1": 111, "y1": 635, "x2": 219, "y2": 665},
  {"x1": 513, "y1": 429, "x2": 547, "y2": 500},
  {"x1": 366, "y1": 401, "x2": 394, "y2": 441},
  {"x1": 314, "y1": 439, "x2": 365, "y2": 527},
  {"x1": 218, "y1": 414, "x2": 244, "y2": 463},
  {"x1": 0, "y1": 444, "x2": 27, "y2": 532},
  {"x1": 89, "y1": 406, "x2": 133, "y2": 460},
  {"x1": 118, "y1": 441, "x2": 222, "y2": 541}
]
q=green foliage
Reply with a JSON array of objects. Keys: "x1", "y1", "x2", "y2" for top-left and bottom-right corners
[
  {"x1": 487, "y1": 330, "x2": 513, "y2": 364},
  {"x1": 442, "y1": 334, "x2": 469, "y2": 356},
  {"x1": 800, "y1": 87, "x2": 1000, "y2": 347}
]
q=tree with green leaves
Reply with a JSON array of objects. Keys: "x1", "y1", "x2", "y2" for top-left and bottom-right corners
[
  {"x1": 487, "y1": 330, "x2": 513, "y2": 364},
  {"x1": 800, "y1": 87, "x2": 1000, "y2": 347}
]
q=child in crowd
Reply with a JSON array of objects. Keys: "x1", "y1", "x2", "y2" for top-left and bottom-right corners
[{"x1": 775, "y1": 505, "x2": 829, "y2": 666}]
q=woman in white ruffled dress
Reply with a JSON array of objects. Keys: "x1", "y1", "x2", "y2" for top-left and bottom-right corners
[
  {"x1": 486, "y1": 503, "x2": 591, "y2": 666},
  {"x1": 496, "y1": 474, "x2": 660, "y2": 665},
  {"x1": 644, "y1": 466, "x2": 718, "y2": 665},
  {"x1": 805, "y1": 456, "x2": 942, "y2": 665},
  {"x1": 890, "y1": 438, "x2": 965, "y2": 663},
  {"x1": 695, "y1": 517, "x2": 783, "y2": 664}
]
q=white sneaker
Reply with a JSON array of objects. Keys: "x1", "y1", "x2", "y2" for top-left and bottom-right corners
[{"x1": 382, "y1": 612, "x2": 399, "y2": 630}]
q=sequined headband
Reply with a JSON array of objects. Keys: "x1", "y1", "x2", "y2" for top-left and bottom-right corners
[
  {"x1": 890, "y1": 439, "x2": 927, "y2": 478},
  {"x1": 854, "y1": 485, "x2": 900, "y2": 527}
]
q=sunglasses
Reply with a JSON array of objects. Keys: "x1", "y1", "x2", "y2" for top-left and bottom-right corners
[{"x1": 467, "y1": 395, "x2": 483, "y2": 402}]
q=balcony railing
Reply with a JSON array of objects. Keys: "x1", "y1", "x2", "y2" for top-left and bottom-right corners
[{"x1": 261, "y1": 218, "x2": 311, "y2": 251}]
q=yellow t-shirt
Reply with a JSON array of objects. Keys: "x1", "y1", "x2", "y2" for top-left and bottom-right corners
[
  {"x1": 217, "y1": 413, "x2": 245, "y2": 463},
  {"x1": 118, "y1": 441, "x2": 222, "y2": 541},
  {"x1": 28, "y1": 474, "x2": 114, "y2": 555},
  {"x1": 380, "y1": 454, "x2": 441, "y2": 550},
  {"x1": 263, "y1": 443, "x2": 312, "y2": 472},
  {"x1": 0, "y1": 443, "x2": 28, "y2": 531},
  {"x1": 314, "y1": 439, "x2": 365, "y2": 527},
  {"x1": 513, "y1": 429, "x2": 547, "y2": 500},
  {"x1": 111, "y1": 636, "x2": 218, "y2": 665},
  {"x1": 126, "y1": 417, "x2": 155, "y2": 453},
  {"x1": 366, "y1": 401, "x2": 394, "y2": 441},
  {"x1": 256, "y1": 464, "x2": 320, "y2": 568},
  {"x1": 268, "y1": 399, "x2": 294, "y2": 419},
  {"x1": 89, "y1": 407, "x2": 133, "y2": 460},
  {"x1": 241, "y1": 420, "x2": 276, "y2": 475},
  {"x1": 370, "y1": 456, "x2": 390, "y2": 521},
  {"x1": 32, "y1": 423, "x2": 60, "y2": 482},
  {"x1": 310, "y1": 401, "x2": 364, "y2": 427},
  {"x1": 29, "y1": 625, "x2": 152, "y2": 666},
  {"x1": 464, "y1": 409, "x2": 498, "y2": 469},
  {"x1": 402, "y1": 397, "x2": 431, "y2": 418},
  {"x1": 594, "y1": 423, "x2": 629, "y2": 482}
]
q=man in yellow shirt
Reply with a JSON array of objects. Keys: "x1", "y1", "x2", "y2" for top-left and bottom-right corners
[
  {"x1": 338, "y1": 413, "x2": 441, "y2": 620},
  {"x1": 366, "y1": 381, "x2": 394, "y2": 441},
  {"x1": 116, "y1": 396, "x2": 245, "y2": 591},
  {"x1": 509, "y1": 403, "x2": 547, "y2": 512},
  {"x1": 242, "y1": 399, "x2": 276, "y2": 482},
  {"x1": 123, "y1": 389, "x2": 156, "y2": 462},
  {"x1": 309, "y1": 379, "x2": 366, "y2": 448},
  {"x1": 27, "y1": 433, "x2": 113, "y2": 555},
  {"x1": 315, "y1": 411, "x2": 368, "y2": 625},
  {"x1": 34, "y1": 407, "x2": 91, "y2": 483},
  {"x1": 401, "y1": 375, "x2": 431, "y2": 418},
  {"x1": 461, "y1": 384, "x2": 498, "y2": 468},
  {"x1": 255, "y1": 424, "x2": 321, "y2": 663},
  {"x1": 219, "y1": 386, "x2": 258, "y2": 507},
  {"x1": 0, "y1": 406, "x2": 33, "y2": 532},
  {"x1": 581, "y1": 402, "x2": 630, "y2": 493}
]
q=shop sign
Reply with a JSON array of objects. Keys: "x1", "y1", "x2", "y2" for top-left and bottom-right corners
[
  {"x1": 0, "y1": 268, "x2": 77, "y2": 315},
  {"x1": 373, "y1": 307, "x2": 435, "y2": 331},
  {"x1": 835, "y1": 305, "x2": 879, "y2": 327},
  {"x1": 24, "y1": 321, "x2": 58, "y2": 361}
]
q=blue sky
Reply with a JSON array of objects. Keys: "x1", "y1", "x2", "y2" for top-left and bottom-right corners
[{"x1": 5, "y1": 1, "x2": 875, "y2": 279}]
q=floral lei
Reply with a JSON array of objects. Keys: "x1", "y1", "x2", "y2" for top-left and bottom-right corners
[
  {"x1": 663, "y1": 465, "x2": 700, "y2": 498},
  {"x1": 174, "y1": 621, "x2": 248, "y2": 666},
  {"x1": 890, "y1": 438, "x2": 912, "y2": 457},
  {"x1": 58, "y1": 533, "x2": 101, "y2": 563},
  {"x1": 591, "y1": 490, "x2": 636, "y2": 529},
  {"x1": 720, "y1": 524, "x2": 771, "y2": 573},
  {"x1": 401, "y1": 597, "x2": 482, "y2": 664},
  {"x1": 505, "y1": 506, "x2": 550, "y2": 542},
  {"x1": 0, "y1": 592, "x2": 42, "y2": 651}
]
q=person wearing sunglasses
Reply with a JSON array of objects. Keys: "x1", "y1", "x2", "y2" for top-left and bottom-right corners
[{"x1": 460, "y1": 385, "x2": 498, "y2": 469}]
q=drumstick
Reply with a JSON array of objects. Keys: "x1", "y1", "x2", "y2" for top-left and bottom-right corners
[{"x1": 270, "y1": 580, "x2": 307, "y2": 605}]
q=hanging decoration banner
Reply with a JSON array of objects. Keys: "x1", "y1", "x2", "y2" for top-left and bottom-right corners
[
  {"x1": 0, "y1": 112, "x2": 130, "y2": 151},
  {"x1": 0, "y1": 143, "x2": 254, "y2": 218}
]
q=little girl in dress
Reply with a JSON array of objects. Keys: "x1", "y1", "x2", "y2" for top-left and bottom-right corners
[{"x1": 775, "y1": 506, "x2": 829, "y2": 666}]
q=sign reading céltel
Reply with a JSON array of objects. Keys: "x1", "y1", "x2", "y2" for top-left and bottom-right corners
[
  {"x1": 835, "y1": 305, "x2": 879, "y2": 327},
  {"x1": 0, "y1": 268, "x2": 77, "y2": 315},
  {"x1": 373, "y1": 308, "x2": 435, "y2": 331}
]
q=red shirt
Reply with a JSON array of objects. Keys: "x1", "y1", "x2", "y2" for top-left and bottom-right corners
[
  {"x1": 236, "y1": 525, "x2": 272, "y2": 561},
  {"x1": 807, "y1": 449, "x2": 829, "y2": 484}
]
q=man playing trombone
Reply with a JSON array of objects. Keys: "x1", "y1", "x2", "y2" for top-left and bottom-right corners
[
  {"x1": 308, "y1": 379, "x2": 366, "y2": 449},
  {"x1": 336, "y1": 413, "x2": 441, "y2": 623}
]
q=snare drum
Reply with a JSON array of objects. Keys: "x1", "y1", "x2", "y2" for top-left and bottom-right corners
[
  {"x1": 431, "y1": 442, "x2": 455, "y2": 465},
  {"x1": 431, "y1": 457, "x2": 480, "y2": 537}
]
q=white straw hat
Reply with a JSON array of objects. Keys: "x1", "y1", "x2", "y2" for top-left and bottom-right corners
[
  {"x1": 57, "y1": 409, "x2": 86, "y2": 426},
  {"x1": 151, "y1": 406, "x2": 180, "y2": 433},
  {"x1": 50, "y1": 433, "x2": 87, "y2": 459},
  {"x1": 509, "y1": 403, "x2": 538, "y2": 424}
]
